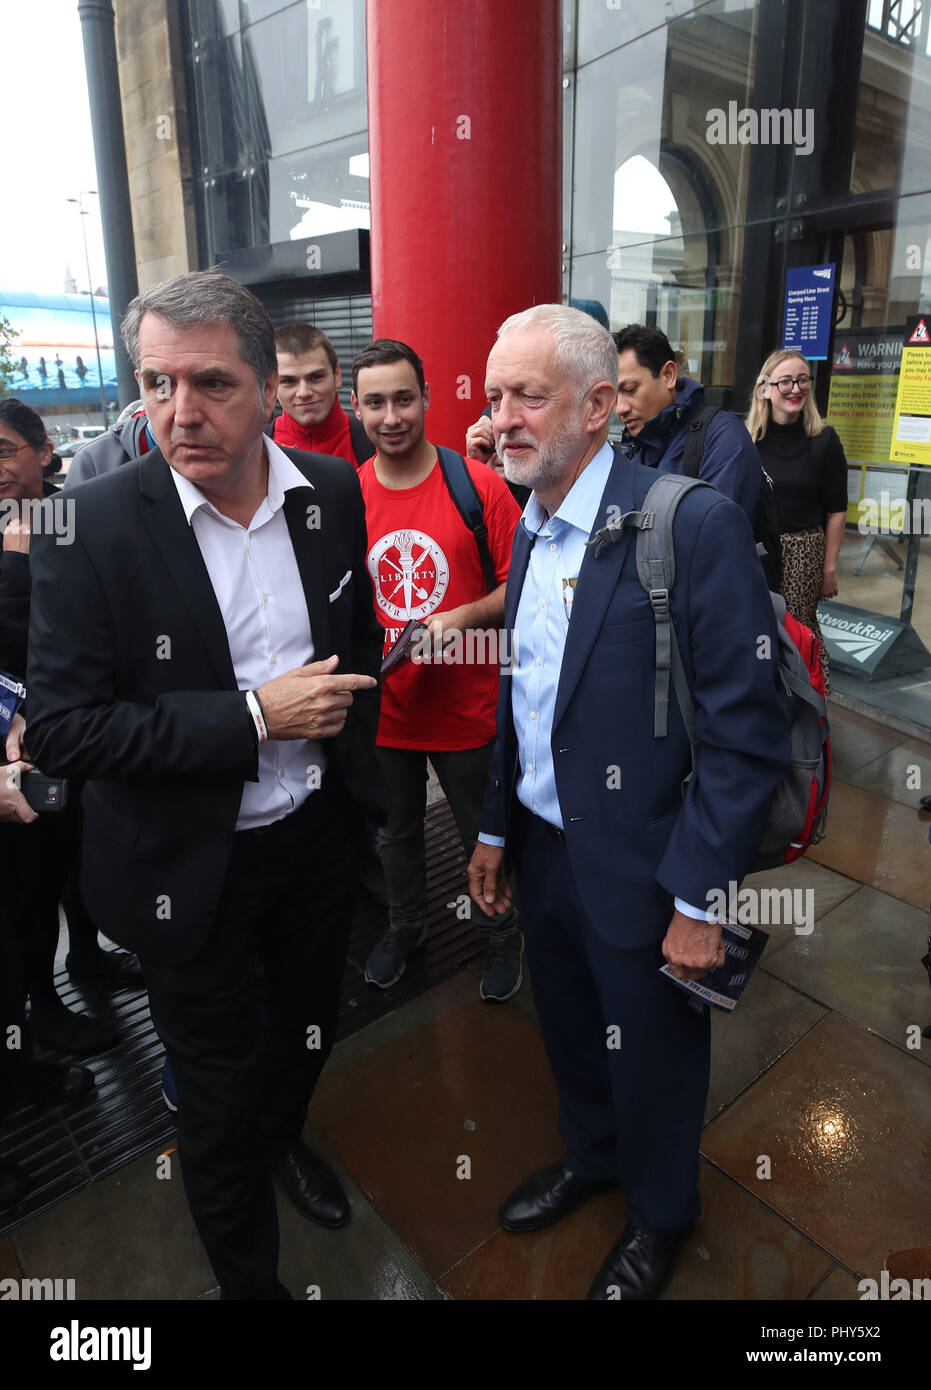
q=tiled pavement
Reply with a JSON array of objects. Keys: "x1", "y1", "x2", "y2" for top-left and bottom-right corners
[{"x1": 2, "y1": 704, "x2": 929, "y2": 1301}]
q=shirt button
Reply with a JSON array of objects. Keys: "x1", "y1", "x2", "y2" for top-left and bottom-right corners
[
  {"x1": 270, "y1": 655, "x2": 278, "y2": 666},
  {"x1": 527, "y1": 763, "x2": 534, "y2": 773},
  {"x1": 529, "y1": 711, "x2": 536, "y2": 720},
  {"x1": 549, "y1": 542, "x2": 557, "y2": 551},
  {"x1": 536, "y1": 657, "x2": 542, "y2": 666},
  {"x1": 539, "y1": 601, "x2": 546, "y2": 610}
]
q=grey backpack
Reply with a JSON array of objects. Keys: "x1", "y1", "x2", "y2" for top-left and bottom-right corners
[{"x1": 590, "y1": 473, "x2": 831, "y2": 871}]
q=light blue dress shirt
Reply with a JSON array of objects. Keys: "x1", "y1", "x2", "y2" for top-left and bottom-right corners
[
  {"x1": 511, "y1": 441, "x2": 614, "y2": 830},
  {"x1": 480, "y1": 439, "x2": 707, "y2": 922}
]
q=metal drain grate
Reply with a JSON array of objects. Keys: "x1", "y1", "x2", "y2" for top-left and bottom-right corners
[{"x1": 0, "y1": 799, "x2": 479, "y2": 1237}]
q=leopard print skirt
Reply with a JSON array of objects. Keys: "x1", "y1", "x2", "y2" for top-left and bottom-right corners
[{"x1": 780, "y1": 526, "x2": 831, "y2": 693}]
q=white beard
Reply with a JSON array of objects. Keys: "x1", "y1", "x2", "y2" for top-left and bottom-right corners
[{"x1": 499, "y1": 411, "x2": 580, "y2": 492}]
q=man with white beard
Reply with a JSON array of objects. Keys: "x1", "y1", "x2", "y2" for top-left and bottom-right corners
[{"x1": 468, "y1": 304, "x2": 788, "y2": 1299}]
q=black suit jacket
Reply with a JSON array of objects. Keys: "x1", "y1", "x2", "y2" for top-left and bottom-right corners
[{"x1": 26, "y1": 446, "x2": 386, "y2": 965}]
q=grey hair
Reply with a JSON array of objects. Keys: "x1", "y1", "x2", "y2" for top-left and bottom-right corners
[
  {"x1": 496, "y1": 303, "x2": 618, "y2": 398},
  {"x1": 121, "y1": 271, "x2": 277, "y2": 382}
]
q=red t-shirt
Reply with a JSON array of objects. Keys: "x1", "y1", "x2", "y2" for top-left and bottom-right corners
[{"x1": 359, "y1": 454, "x2": 521, "y2": 750}]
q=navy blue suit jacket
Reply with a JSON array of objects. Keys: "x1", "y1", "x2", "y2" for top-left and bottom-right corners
[
  {"x1": 482, "y1": 444, "x2": 790, "y2": 948},
  {"x1": 624, "y1": 376, "x2": 762, "y2": 521}
]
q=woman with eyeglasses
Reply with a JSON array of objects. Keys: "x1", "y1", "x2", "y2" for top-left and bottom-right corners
[{"x1": 746, "y1": 351, "x2": 848, "y2": 690}]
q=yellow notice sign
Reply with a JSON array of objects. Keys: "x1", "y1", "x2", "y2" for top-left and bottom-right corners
[
  {"x1": 827, "y1": 328, "x2": 904, "y2": 521},
  {"x1": 828, "y1": 374, "x2": 899, "y2": 466},
  {"x1": 890, "y1": 316, "x2": 931, "y2": 466}
]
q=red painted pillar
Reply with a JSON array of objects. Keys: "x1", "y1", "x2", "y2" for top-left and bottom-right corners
[{"x1": 366, "y1": 0, "x2": 562, "y2": 452}]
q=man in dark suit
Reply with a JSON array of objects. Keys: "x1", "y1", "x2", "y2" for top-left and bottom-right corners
[
  {"x1": 26, "y1": 272, "x2": 386, "y2": 1300},
  {"x1": 468, "y1": 304, "x2": 789, "y2": 1300}
]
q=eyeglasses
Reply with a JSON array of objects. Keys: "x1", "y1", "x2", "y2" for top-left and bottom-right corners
[
  {"x1": 0, "y1": 442, "x2": 35, "y2": 463},
  {"x1": 768, "y1": 374, "x2": 812, "y2": 395}
]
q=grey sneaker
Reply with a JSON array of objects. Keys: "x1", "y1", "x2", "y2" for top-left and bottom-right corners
[
  {"x1": 364, "y1": 922, "x2": 428, "y2": 988},
  {"x1": 479, "y1": 928, "x2": 524, "y2": 1002}
]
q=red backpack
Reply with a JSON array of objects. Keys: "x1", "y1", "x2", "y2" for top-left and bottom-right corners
[{"x1": 757, "y1": 600, "x2": 831, "y2": 869}]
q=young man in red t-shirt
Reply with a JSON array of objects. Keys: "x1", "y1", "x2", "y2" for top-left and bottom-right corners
[
  {"x1": 352, "y1": 339, "x2": 523, "y2": 1001},
  {"x1": 273, "y1": 323, "x2": 374, "y2": 468}
]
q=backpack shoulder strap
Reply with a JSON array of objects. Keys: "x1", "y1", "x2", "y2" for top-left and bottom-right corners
[
  {"x1": 680, "y1": 404, "x2": 724, "y2": 478},
  {"x1": 435, "y1": 445, "x2": 496, "y2": 593},
  {"x1": 348, "y1": 411, "x2": 375, "y2": 465},
  {"x1": 635, "y1": 473, "x2": 712, "y2": 752}
]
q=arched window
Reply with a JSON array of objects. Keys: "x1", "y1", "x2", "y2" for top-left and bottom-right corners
[{"x1": 612, "y1": 155, "x2": 679, "y2": 237}]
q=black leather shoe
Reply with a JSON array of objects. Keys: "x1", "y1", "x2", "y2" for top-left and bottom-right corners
[
  {"x1": 587, "y1": 1222, "x2": 690, "y2": 1300},
  {"x1": 499, "y1": 1160, "x2": 617, "y2": 1232},
  {"x1": 267, "y1": 1143, "x2": 350, "y2": 1229},
  {"x1": 66, "y1": 949, "x2": 144, "y2": 989},
  {"x1": 28, "y1": 1001, "x2": 119, "y2": 1055},
  {"x1": 26, "y1": 1059, "x2": 96, "y2": 1107}
]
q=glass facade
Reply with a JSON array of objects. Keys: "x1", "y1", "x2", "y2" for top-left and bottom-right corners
[
  {"x1": 564, "y1": 0, "x2": 931, "y2": 727},
  {"x1": 178, "y1": 0, "x2": 931, "y2": 727},
  {"x1": 566, "y1": 2, "x2": 758, "y2": 389},
  {"x1": 183, "y1": 0, "x2": 369, "y2": 259}
]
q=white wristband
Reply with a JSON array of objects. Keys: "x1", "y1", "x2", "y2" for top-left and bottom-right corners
[{"x1": 245, "y1": 690, "x2": 268, "y2": 744}]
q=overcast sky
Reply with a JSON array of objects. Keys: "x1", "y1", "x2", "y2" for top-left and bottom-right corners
[{"x1": 3, "y1": 0, "x2": 106, "y2": 296}]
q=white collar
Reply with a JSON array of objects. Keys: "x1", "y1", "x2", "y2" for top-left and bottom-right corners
[{"x1": 169, "y1": 435, "x2": 313, "y2": 526}]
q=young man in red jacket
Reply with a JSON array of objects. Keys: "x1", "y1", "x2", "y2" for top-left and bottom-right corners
[
  {"x1": 352, "y1": 338, "x2": 523, "y2": 1000},
  {"x1": 273, "y1": 323, "x2": 374, "y2": 468}
]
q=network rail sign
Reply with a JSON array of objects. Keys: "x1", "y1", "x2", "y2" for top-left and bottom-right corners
[{"x1": 817, "y1": 602, "x2": 930, "y2": 679}]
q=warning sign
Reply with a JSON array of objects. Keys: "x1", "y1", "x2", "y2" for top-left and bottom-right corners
[
  {"x1": 890, "y1": 315, "x2": 931, "y2": 466},
  {"x1": 831, "y1": 331, "x2": 902, "y2": 375},
  {"x1": 826, "y1": 329, "x2": 905, "y2": 518}
]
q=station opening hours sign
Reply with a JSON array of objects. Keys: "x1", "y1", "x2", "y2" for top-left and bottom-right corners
[{"x1": 782, "y1": 264, "x2": 836, "y2": 361}]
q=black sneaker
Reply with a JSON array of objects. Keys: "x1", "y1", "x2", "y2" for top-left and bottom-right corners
[
  {"x1": 479, "y1": 928, "x2": 524, "y2": 1002},
  {"x1": 364, "y1": 922, "x2": 428, "y2": 989}
]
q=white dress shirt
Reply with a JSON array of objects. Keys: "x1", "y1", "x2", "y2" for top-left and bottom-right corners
[{"x1": 170, "y1": 438, "x2": 324, "y2": 831}]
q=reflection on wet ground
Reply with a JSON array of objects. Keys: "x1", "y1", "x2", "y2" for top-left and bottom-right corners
[{"x1": 2, "y1": 704, "x2": 929, "y2": 1299}]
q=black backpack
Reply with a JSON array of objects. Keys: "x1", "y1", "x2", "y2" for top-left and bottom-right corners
[
  {"x1": 348, "y1": 412, "x2": 375, "y2": 466},
  {"x1": 681, "y1": 405, "x2": 783, "y2": 594},
  {"x1": 435, "y1": 446, "x2": 497, "y2": 593}
]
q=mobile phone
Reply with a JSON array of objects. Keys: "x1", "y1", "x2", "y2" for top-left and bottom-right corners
[{"x1": 21, "y1": 769, "x2": 69, "y2": 813}]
